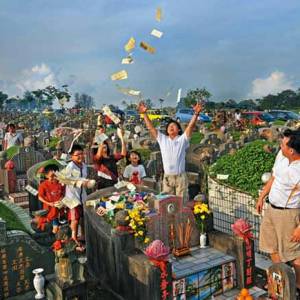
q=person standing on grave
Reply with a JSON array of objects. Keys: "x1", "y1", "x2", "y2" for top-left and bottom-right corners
[
  {"x1": 93, "y1": 129, "x2": 126, "y2": 189},
  {"x1": 3, "y1": 123, "x2": 23, "y2": 150},
  {"x1": 65, "y1": 144, "x2": 89, "y2": 244},
  {"x1": 138, "y1": 101, "x2": 202, "y2": 199},
  {"x1": 257, "y1": 129, "x2": 300, "y2": 289},
  {"x1": 37, "y1": 164, "x2": 65, "y2": 234}
]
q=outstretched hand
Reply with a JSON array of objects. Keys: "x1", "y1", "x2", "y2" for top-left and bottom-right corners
[
  {"x1": 193, "y1": 102, "x2": 202, "y2": 114},
  {"x1": 137, "y1": 102, "x2": 147, "y2": 114}
]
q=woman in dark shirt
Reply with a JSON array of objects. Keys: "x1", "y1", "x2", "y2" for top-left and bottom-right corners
[{"x1": 93, "y1": 137, "x2": 126, "y2": 189}]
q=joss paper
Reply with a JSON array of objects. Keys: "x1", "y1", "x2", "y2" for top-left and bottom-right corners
[
  {"x1": 102, "y1": 105, "x2": 121, "y2": 124},
  {"x1": 140, "y1": 41, "x2": 156, "y2": 54},
  {"x1": 121, "y1": 56, "x2": 134, "y2": 64},
  {"x1": 156, "y1": 7, "x2": 162, "y2": 22},
  {"x1": 124, "y1": 37, "x2": 136, "y2": 52},
  {"x1": 151, "y1": 29, "x2": 163, "y2": 38},
  {"x1": 111, "y1": 70, "x2": 128, "y2": 81}
]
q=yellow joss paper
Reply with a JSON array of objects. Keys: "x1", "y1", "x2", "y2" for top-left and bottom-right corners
[
  {"x1": 151, "y1": 29, "x2": 163, "y2": 38},
  {"x1": 124, "y1": 37, "x2": 135, "y2": 52},
  {"x1": 110, "y1": 70, "x2": 128, "y2": 81},
  {"x1": 140, "y1": 41, "x2": 156, "y2": 54},
  {"x1": 156, "y1": 7, "x2": 162, "y2": 22}
]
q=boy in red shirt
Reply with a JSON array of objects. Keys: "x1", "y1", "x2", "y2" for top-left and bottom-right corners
[{"x1": 38, "y1": 164, "x2": 65, "y2": 234}]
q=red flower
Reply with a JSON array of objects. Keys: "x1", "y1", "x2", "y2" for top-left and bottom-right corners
[{"x1": 52, "y1": 240, "x2": 62, "y2": 250}]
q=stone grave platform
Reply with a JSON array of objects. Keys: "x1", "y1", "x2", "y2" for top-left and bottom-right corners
[{"x1": 171, "y1": 247, "x2": 237, "y2": 299}]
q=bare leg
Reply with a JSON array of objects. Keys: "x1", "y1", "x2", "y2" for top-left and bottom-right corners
[{"x1": 70, "y1": 220, "x2": 79, "y2": 240}]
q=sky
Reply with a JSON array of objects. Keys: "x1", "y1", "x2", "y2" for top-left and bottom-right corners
[{"x1": 0, "y1": 0, "x2": 300, "y2": 108}]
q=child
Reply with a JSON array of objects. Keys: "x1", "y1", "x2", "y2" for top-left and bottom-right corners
[
  {"x1": 38, "y1": 164, "x2": 65, "y2": 234},
  {"x1": 123, "y1": 151, "x2": 146, "y2": 185},
  {"x1": 65, "y1": 144, "x2": 88, "y2": 244}
]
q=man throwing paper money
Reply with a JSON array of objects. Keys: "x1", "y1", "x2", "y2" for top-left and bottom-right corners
[{"x1": 138, "y1": 101, "x2": 202, "y2": 200}]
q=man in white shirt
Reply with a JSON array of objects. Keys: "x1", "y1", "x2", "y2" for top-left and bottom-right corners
[
  {"x1": 138, "y1": 101, "x2": 202, "y2": 199},
  {"x1": 3, "y1": 124, "x2": 23, "y2": 150},
  {"x1": 257, "y1": 129, "x2": 300, "y2": 288}
]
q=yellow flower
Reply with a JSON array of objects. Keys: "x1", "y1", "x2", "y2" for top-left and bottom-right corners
[
  {"x1": 131, "y1": 225, "x2": 136, "y2": 230},
  {"x1": 138, "y1": 231, "x2": 144, "y2": 236},
  {"x1": 201, "y1": 215, "x2": 206, "y2": 220},
  {"x1": 134, "y1": 233, "x2": 138, "y2": 237},
  {"x1": 138, "y1": 222, "x2": 143, "y2": 225},
  {"x1": 125, "y1": 216, "x2": 129, "y2": 221},
  {"x1": 144, "y1": 238, "x2": 150, "y2": 244}
]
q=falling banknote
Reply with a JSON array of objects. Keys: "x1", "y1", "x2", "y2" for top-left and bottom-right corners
[
  {"x1": 116, "y1": 85, "x2": 141, "y2": 96},
  {"x1": 102, "y1": 105, "x2": 121, "y2": 124},
  {"x1": 140, "y1": 41, "x2": 156, "y2": 54},
  {"x1": 111, "y1": 70, "x2": 128, "y2": 81},
  {"x1": 156, "y1": 7, "x2": 162, "y2": 22},
  {"x1": 124, "y1": 37, "x2": 136, "y2": 52},
  {"x1": 151, "y1": 29, "x2": 163, "y2": 38},
  {"x1": 121, "y1": 56, "x2": 134, "y2": 64}
]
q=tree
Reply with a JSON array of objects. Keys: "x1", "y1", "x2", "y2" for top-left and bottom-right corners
[
  {"x1": 184, "y1": 88, "x2": 211, "y2": 107},
  {"x1": 144, "y1": 99, "x2": 154, "y2": 109},
  {"x1": 0, "y1": 91, "x2": 8, "y2": 110},
  {"x1": 74, "y1": 93, "x2": 94, "y2": 109},
  {"x1": 158, "y1": 98, "x2": 164, "y2": 109}
]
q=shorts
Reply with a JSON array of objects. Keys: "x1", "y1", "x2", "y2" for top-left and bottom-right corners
[
  {"x1": 52, "y1": 218, "x2": 59, "y2": 227},
  {"x1": 68, "y1": 205, "x2": 83, "y2": 221},
  {"x1": 162, "y1": 173, "x2": 188, "y2": 201},
  {"x1": 259, "y1": 205, "x2": 300, "y2": 262}
]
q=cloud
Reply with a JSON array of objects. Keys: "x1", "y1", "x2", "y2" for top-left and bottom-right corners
[
  {"x1": 16, "y1": 63, "x2": 57, "y2": 92},
  {"x1": 248, "y1": 71, "x2": 296, "y2": 98}
]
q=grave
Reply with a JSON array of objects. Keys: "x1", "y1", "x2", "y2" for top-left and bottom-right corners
[{"x1": 0, "y1": 219, "x2": 54, "y2": 299}]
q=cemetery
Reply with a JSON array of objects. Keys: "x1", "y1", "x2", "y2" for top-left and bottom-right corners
[
  {"x1": 1, "y1": 2, "x2": 300, "y2": 299},
  {"x1": 0, "y1": 104, "x2": 299, "y2": 300}
]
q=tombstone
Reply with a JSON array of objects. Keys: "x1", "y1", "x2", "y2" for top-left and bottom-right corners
[
  {"x1": 267, "y1": 263, "x2": 296, "y2": 300},
  {"x1": 12, "y1": 147, "x2": 45, "y2": 175},
  {"x1": 0, "y1": 223, "x2": 54, "y2": 299},
  {"x1": 37, "y1": 132, "x2": 51, "y2": 149},
  {"x1": 147, "y1": 195, "x2": 199, "y2": 249}
]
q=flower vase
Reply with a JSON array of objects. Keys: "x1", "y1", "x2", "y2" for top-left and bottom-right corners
[
  {"x1": 200, "y1": 233, "x2": 207, "y2": 248},
  {"x1": 32, "y1": 268, "x2": 45, "y2": 299}
]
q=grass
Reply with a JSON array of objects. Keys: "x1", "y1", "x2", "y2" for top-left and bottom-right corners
[{"x1": 0, "y1": 202, "x2": 27, "y2": 232}]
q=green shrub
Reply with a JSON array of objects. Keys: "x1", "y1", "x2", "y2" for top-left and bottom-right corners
[{"x1": 209, "y1": 140, "x2": 276, "y2": 197}]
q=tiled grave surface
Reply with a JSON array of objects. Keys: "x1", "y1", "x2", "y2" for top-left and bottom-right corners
[{"x1": 171, "y1": 247, "x2": 236, "y2": 299}]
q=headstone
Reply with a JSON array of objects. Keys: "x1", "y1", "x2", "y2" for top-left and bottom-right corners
[
  {"x1": 12, "y1": 147, "x2": 45, "y2": 175},
  {"x1": 147, "y1": 195, "x2": 199, "y2": 248},
  {"x1": 267, "y1": 263, "x2": 296, "y2": 300},
  {"x1": 0, "y1": 230, "x2": 54, "y2": 299}
]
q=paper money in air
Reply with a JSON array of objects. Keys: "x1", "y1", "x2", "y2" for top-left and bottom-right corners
[
  {"x1": 116, "y1": 85, "x2": 141, "y2": 96},
  {"x1": 151, "y1": 29, "x2": 163, "y2": 38},
  {"x1": 140, "y1": 41, "x2": 156, "y2": 54},
  {"x1": 102, "y1": 105, "x2": 121, "y2": 124},
  {"x1": 111, "y1": 70, "x2": 128, "y2": 81},
  {"x1": 156, "y1": 7, "x2": 162, "y2": 22},
  {"x1": 121, "y1": 56, "x2": 134, "y2": 64},
  {"x1": 124, "y1": 37, "x2": 135, "y2": 52}
]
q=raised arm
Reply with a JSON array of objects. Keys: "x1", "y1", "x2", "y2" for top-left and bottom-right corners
[
  {"x1": 184, "y1": 103, "x2": 202, "y2": 138},
  {"x1": 137, "y1": 102, "x2": 158, "y2": 139},
  {"x1": 117, "y1": 128, "x2": 127, "y2": 157}
]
